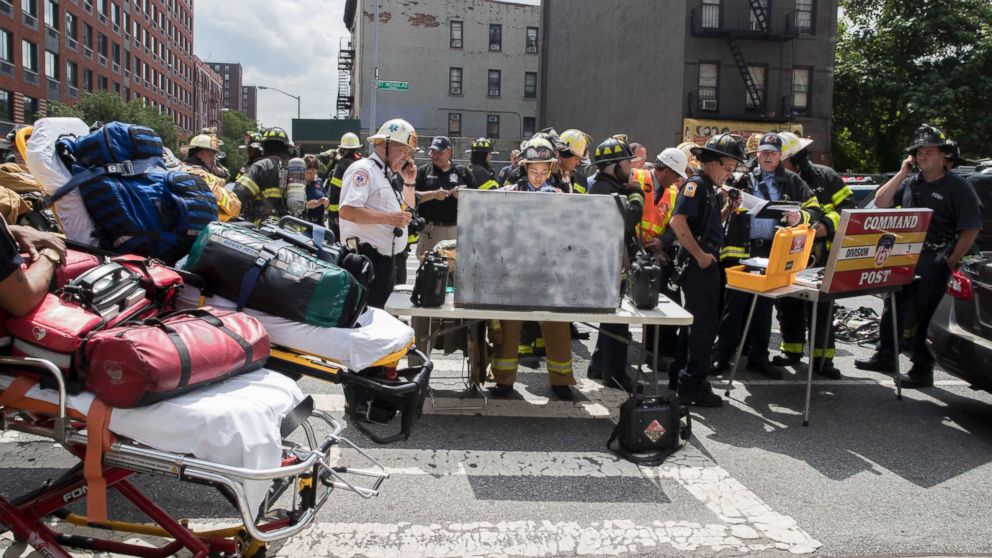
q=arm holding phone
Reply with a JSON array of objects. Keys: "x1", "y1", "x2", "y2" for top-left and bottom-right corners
[{"x1": 874, "y1": 156, "x2": 915, "y2": 208}]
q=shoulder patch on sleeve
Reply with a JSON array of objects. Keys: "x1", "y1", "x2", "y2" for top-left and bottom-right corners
[
  {"x1": 683, "y1": 182, "x2": 697, "y2": 198},
  {"x1": 353, "y1": 170, "x2": 370, "y2": 188}
]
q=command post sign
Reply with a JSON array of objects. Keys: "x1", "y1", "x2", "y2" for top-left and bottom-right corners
[{"x1": 820, "y1": 209, "x2": 933, "y2": 294}]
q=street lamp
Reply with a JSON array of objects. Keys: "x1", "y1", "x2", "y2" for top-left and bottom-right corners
[{"x1": 257, "y1": 86, "x2": 301, "y2": 120}]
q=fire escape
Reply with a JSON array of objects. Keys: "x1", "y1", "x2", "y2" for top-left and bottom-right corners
[
  {"x1": 690, "y1": 0, "x2": 803, "y2": 120},
  {"x1": 336, "y1": 37, "x2": 355, "y2": 119}
]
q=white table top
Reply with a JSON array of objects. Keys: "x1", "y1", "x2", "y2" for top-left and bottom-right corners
[{"x1": 385, "y1": 287, "x2": 693, "y2": 326}]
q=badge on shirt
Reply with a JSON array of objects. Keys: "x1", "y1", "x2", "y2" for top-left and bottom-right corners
[
  {"x1": 684, "y1": 182, "x2": 697, "y2": 198},
  {"x1": 353, "y1": 170, "x2": 370, "y2": 188},
  {"x1": 449, "y1": 173, "x2": 458, "y2": 183}
]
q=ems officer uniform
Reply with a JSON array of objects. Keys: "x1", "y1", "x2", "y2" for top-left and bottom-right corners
[{"x1": 339, "y1": 152, "x2": 408, "y2": 308}]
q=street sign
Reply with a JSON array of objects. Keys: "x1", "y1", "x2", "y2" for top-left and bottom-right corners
[{"x1": 377, "y1": 80, "x2": 409, "y2": 91}]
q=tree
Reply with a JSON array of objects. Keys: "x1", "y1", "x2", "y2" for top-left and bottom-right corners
[
  {"x1": 49, "y1": 92, "x2": 182, "y2": 151},
  {"x1": 832, "y1": 0, "x2": 992, "y2": 172},
  {"x1": 218, "y1": 109, "x2": 259, "y2": 175}
]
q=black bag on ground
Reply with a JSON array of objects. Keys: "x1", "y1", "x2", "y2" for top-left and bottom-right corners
[
  {"x1": 608, "y1": 393, "x2": 691, "y2": 465},
  {"x1": 182, "y1": 221, "x2": 368, "y2": 328},
  {"x1": 411, "y1": 250, "x2": 448, "y2": 307}
]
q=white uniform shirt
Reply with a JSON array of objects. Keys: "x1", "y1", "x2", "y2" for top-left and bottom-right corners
[{"x1": 339, "y1": 152, "x2": 408, "y2": 256}]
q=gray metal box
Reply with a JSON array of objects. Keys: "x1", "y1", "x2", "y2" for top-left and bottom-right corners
[{"x1": 453, "y1": 189, "x2": 624, "y2": 311}]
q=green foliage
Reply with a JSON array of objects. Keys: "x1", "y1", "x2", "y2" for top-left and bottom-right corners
[
  {"x1": 49, "y1": 91, "x2": 181, "y2": 150},
  {"x1": 218, "y1": 109, "x2": 259, "y2": 175},
  {"x1": 833, "y1": 0, "x2": 992, "y2": 172}
]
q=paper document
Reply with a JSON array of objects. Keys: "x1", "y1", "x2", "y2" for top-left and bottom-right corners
[
  {"x1": 740, "y1": 191, "x2": 801, "y2": 219},
  {"x1": 740, "y1": 257, "x2": 769, "y2": 269}
]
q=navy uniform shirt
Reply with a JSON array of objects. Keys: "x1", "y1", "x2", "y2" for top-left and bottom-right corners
[
  {"x1": 673, "y1": 173, "x2": 724, "y2": 254},
  {"x1": 414, "y1": 162, "x2": 476, "y2": 225},
  {"x1": 0, "y1": 220, "x2": 23, "y2": 282},
  {"x1": 895, "y1": 171, "x2": 982, "y2": 245}
]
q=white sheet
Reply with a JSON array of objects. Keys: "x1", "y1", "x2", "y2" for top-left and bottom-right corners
[
  {"x1": 0, "y1": 369, "x2": 305, "y2": 519},
  {"x1": 175, "y1": 287, "x2": 415, "y2": 371},
  {"x1": 23, "y1": 117, "x2": 99, "y2": 246}
]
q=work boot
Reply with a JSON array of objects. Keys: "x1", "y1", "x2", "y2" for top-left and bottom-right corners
[
  {"x1": 746, "y1": 359, "x2": 785, "y2": 380},
  {"x1": 586, "y1": 364, "x2": 602, "y2": 380},
  {"x1": 678, "y1": 382, "x2": 723, "y2": 408},
  {"x1": 898, "y1": 364, "x2": 934, "y2": 389},
  {"x1": 551, "y1": 385, "x2": 575, "y2": 401},
  {"x1": 813, "y1": 359, "x2": 842, "y2": 380},
  {"x1": 854, "y1": 352, "x2": 896, "y2": 373},
  {"x1": 488, "y1": 384, "x2": 515, "y2": 398},
  {"x1": 771, "y1": 353, "x2": 803, "y2": 367}
]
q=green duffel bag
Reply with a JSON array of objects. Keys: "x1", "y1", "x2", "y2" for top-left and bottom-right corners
[{"x1": 183, "y1": 221, "x2": 368, "y2": 328}]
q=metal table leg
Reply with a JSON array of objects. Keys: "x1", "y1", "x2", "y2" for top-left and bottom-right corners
[
  {"x1": 725, "y1": 294, "x2": 759, "y2": 396},
  {"x1": 426, "y1": 318, "x2": 488, "y2": 412},
  {"x1": 802, "y1": 299, "x2": 819, "y2": 427},
  {"x1": 890, "y1": 295, "x2": 902, "y2": 400}
]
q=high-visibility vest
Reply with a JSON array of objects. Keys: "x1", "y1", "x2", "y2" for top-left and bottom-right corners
[
  {"x1": 632, "y1": 168, "x2": 656, "y2": 241},
  {"x1": 640, "y1": 184, "x2": 678, "y2": 243}
]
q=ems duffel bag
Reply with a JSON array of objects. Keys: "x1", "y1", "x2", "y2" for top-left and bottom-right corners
[
  {"x1": 80, "y1": 307, "x2": 269, "y2": 408},
  {"x1": 51, "y1": 122, "x2": 218, "y2": 263},
  {"x1": 183, "y1": 221, "x2": 368, "y2": 328},
  {"x1": 262, "y1": 215, "x2": 375, "y2": 289}
]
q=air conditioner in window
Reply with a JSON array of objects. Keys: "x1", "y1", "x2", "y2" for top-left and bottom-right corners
[{"x1": 701, "y1": 99, "x2": 718, "y2": 111}]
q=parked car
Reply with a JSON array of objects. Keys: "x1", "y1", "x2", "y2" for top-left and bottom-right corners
[{"x1": 928, "y1": 252, "x2": 992, "y2": 392}]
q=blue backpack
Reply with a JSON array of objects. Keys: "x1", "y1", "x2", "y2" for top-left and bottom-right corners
[{"x1": 51, "y1": 122, "x2": 218, "y2": 263}]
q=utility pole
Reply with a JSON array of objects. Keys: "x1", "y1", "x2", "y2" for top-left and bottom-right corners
[{"x1": 370, "y1": 0, "x2": 379, "y2": 135}]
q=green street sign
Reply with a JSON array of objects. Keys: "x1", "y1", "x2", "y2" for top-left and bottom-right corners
[{"x1": 377, "y1": 80, "x2": 410, "y2": 91}]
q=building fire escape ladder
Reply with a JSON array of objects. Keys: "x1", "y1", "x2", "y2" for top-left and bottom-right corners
[
  {"x1": 726, "y1": 36, "x2": 764, "y2": 110},
  {"x1": 748, "y1": 0, "x2": 769, "y2": 32},
  {"x1": 336, "y1": 38, "x2": 355, "y2": 117}
]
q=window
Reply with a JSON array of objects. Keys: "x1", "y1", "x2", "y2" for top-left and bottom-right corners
[
  {"x1": 488, "y1": 24, "x2": 501, "y2": 51},
  {"x1": 66, "y1": 59, "x2": 77, "y2": 86},
  {"x1": 22, "y1": 95, "x2": 39, "y2": 122},
  {"x1": 113, "y1": 42, "x2": 120, "y2": 65},
  {"x1": 487, "y1": 69, "x2": 501, "y2": 97},
  {"x1": 98, "y1": 74, "x2": 108, "y2": 90},
  {"x1": 97, "y1": 33, "x2": 107, "y2": 57},
  {"x1": 22, "y1": 40, "x2": 38, "y2": 72},
  {"x1": 65, "y1": 11, "x2": 77, "y2": 39},
  {"x1": 97, "y1": 0, "x2": 105, "y2": 14},
  {"x1": 0, "y1": 29, "x2": 11, "y2": 63},
  {"x1": 447, "y1": 113, "x2": 461, "y2": 137},
  {"x1": 523, "y1": 116, "x2": 536, "y2": 138},
  {"x1": 524, "y1": 72, "x2": 537, "y2": 98},
  {"x1": 448, "y1": 67, "x2": 462, "y2": 95},
  {"x1": 0, "y1": 91, "x2": 11, "y2": 122},
  {"x1": 449, "y1": 20, "x2": 462, "y2": 49},
  {"x1": 44, "y1": 50, "x2": 57, "y2": 79},
  {"x1": 796, "y1": 0, "x2": 814, "y2": 33},
  {"x1": 21, "y1": 0, "x2": 38, "y2": 17},
  {"x1": 701, "y1": 0, "x2": 720, "y2": 29},
  {"x1": 83, "y1": 23, "x2": 92, "y2": 48},
  {"x1": 698, "y1": 62, "x2": 718, "y2": 111},
  {"x1": 45, "y1": 0, "x2": 58, "y2": 30},
  {"x1": 83, "y1": 68, "x2": 92, "y2": 90},
  {"x1": 486, "y1": 114, "x2": 500, "y2": 139},
  {"x1": 792, "y1": 67, "x2": 811, "y2": 115},
  {"x1": 525, "y1": 27, "x2": 538, "y2": 54},
  {"x1": 112, "y1": 2, "x2": 120, "y2": 26},
  {"x1": 745, "y1": 65, "x2": 766, "y2": 109}
]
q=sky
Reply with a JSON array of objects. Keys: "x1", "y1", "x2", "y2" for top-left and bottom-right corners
[
  {"x1": 194, "y1": 0, "x2": 541, "y2": 135},
  {"x1": 194, "y1": 0, "x2": 351, "y2": 133}
]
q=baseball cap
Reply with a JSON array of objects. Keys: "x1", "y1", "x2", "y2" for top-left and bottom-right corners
[
  {"x1": 757, "y1": 133, "x2": 783, "y2": 153},
  {"x1": 429, "y1": 136, "x2": 452, "y2": 152}
]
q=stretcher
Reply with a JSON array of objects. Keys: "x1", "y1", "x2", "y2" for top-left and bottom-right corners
[
  {"x1": 0, "y1": 356, "x2": 388, "y2": 558},
  {"x1": 174, "y1": 278, "x2": 431, "y2": 445}
]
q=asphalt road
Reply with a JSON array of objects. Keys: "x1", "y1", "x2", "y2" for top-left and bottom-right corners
[{"x1": 2, "y1": 263, "x2": 992, "y2": 558}]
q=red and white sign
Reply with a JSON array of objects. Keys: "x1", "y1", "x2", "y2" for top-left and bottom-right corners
[{"x1": 821, "y1": 209, "x2": 933, "y2": 294}]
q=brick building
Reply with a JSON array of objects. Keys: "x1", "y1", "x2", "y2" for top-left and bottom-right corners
[
  {"x1": 204, "y1": 61, "x2": 242, "y2": 113},
  {"x1": 240, "y1": 84, "x2": 255, "y2": 120},
  {"x1": 1, "y1": 0, "x2": 197, "y2": 137},
  {"x1": 192, "y1": 54, "x2": 220, "y2": 133}
]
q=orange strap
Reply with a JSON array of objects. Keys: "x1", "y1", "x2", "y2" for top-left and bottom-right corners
[
  {"x1": 0, "y1": 376, "x2": 37, "y2": 408},
  {"x1": 84, "y1": 399, "x2": 115, "y2": 523}
]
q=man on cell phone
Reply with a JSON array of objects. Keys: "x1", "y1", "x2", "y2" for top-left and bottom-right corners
[{"x1": 855, "y1": 124, "x2": 981, "y2": 387}]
